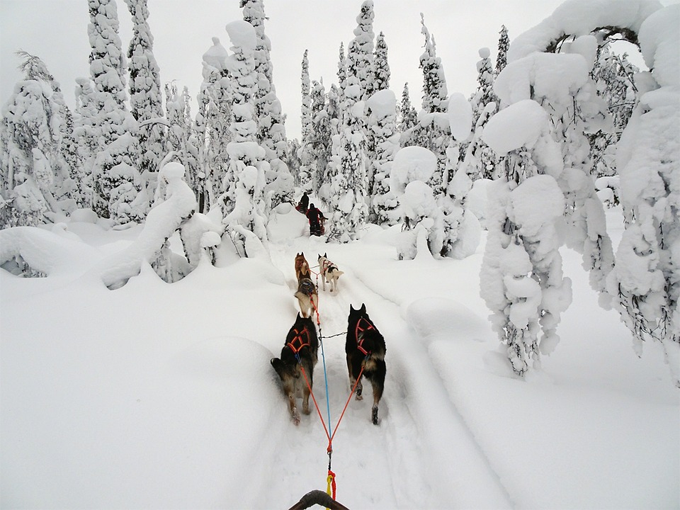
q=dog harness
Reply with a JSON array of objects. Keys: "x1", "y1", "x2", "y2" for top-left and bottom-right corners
[
  {"x1": 299, "y1": 278, "x2": 315, "y2": 296},
  {"x1": 354, "y1": 317, "x2": 374, "y2": 356},
  {"x1": 321, "y1": 258, "x2": 337, "y2": 275},
  {"x1": 287, "y1": 327, "x2": 311, "y2": 354}
]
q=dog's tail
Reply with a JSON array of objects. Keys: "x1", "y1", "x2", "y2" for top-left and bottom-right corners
[
  {"x1": 336, "y1": 270, "x2": 344, "y2": 277},
  {"x1": 271, "y1": 357, "x2": 288, "y2": 380}
]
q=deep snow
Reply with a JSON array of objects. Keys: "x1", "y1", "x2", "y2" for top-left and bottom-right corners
[{"x1": 1, "y1": 203, "x2": 678, "y2": 509}]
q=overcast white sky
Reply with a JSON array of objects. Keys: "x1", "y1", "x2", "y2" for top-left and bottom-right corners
[{"x1": 0, "y1": 0, "x2": 673, "y2": 140}]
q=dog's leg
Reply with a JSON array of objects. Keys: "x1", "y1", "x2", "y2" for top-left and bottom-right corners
[
  {"x1": 302, "y1": 384, "x2": 311, "y2": 415},
  {"x1": 283, "y1": 379, "x2": 300, "y2": 425},
  {"x1": 369, "y1": 359, "x2": 386, "y2": 425},
  {"x1": 302, "y1": 361, "x2": 312, "y2": 415},
  {"x1": 347, "y1": 355, "x2": 363, "y2": 400}
]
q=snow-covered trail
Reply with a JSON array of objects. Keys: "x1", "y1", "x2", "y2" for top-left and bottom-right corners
[{"x1": 260, "y1": 232, "x2": 512, "y2": 509}]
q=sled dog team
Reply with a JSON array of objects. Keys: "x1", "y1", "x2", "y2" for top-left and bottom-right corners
[{"x1": 271, "y1": 253, "x2": 387, "y2": 426}]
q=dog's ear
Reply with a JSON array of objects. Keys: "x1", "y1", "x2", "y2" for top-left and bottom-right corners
[
  {"x1": 361, "y1": 303, "x2": 366, "y2": 313},
  {"x1": 324, "y1": 253, "x2": 327, "y2": 258}
]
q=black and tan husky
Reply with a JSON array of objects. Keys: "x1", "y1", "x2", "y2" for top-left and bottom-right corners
[
  {"x1": 345, "y1": 304, "x2": 386, "y2": 425},
  {"x1": 271, "y1": 313, "x2": 319, "y2": 425}
]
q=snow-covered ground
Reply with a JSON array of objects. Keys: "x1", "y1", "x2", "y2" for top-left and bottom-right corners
[{"x1": 1, "y1": 203, "x2": 677, "y2": 509}]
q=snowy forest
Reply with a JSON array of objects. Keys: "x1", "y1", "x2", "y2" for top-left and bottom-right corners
[
  {"x1": 2, "y1": 0, "x2": 678, "y2": 382},
  {"x1": 1, "y1": 0, "x2": 679, "y2": 507}
]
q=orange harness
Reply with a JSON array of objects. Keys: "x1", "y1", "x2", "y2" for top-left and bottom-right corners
[
  {"x1": 286, "y1": 327, "x2": 310, "y2": 354},
  {"x1": 354, "y1": 317, "x2": 374, "y2": 356}
]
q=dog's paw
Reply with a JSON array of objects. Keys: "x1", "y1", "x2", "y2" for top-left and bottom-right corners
[{"x1": 372, "y1": 406, "x2": 379, "y2": 425}]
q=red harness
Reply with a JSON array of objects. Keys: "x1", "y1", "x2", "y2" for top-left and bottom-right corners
[
  {"x1": 287, "y1": 327, "x2": 311, "y2": 354},
  {"x1": 354, "y1": 317, "x2": 374, "y2": 356}
]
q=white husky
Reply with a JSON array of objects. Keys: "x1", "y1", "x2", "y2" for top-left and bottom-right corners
[{"x1": 318, "y1": 253, "x2": 344, "y2": 293}]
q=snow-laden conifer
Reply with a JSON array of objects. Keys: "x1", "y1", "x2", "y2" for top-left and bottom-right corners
[
  {"x1": 398, "y1": 82, "x2": 418, "y2": 147},
  {"x1": 347, "y1": 0, "x2": 376, "y2": 101},
  {"x1": 87, "y1": 0, "x2": 144, "y2": 224},
  {"x1": 481, "y1": 100, "x2": 573, "y2": 376},
  {"x1": 241, "y1": 0, "x2": 288, "y2": 163},
  {"x1": 412, "y1": 14, "x2": 450, "y2": 194},
  {"x1": 366, "y1": 89, "x2": 400, "y2": 225},
  {"x1": 221, "y1": 20, "x2": 268, "y2": 254},
  {"x1": 165, "y1": 83, "x2": 200, "y2": 197},
  {"x1": 496, "y1": 25, "x2": 509, "y2": 75},
  {"x1": 0, "y1": 53, "x2": 75, "y2": 228},
  {"x1": 198, "y1": 37, "x2": 231, "y2": 212},
  {"x1": 604, "y1": 4, "x2": 680, "y2": 386},
  {"x1": 327, "y1": 1, "x2": 374, "y2": 242},
  {"x1": 298, "y1": 49, "x2": 313, "y2": 192},
  {"x1": 461, "y1": 48, "x2": 499, "y2": 181},
  {"x1": 125, "y1": 0, "x2": 165, "y2": 207},
  {"x1": 373, "y1": 32, "x2": 390, "y2": 93}
]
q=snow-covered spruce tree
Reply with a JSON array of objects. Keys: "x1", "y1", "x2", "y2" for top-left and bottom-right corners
[
  {"x1": 604, "y1": 4, "x2": 680, "y2": 386},
  {"x1": 470, "y1": 47, "x2": 498, "y2": 131},
  {"x1": 125, "y1": 0, "x2": 165, "y2": 207},
  {"x1": 496, "y1": 25, "x2": 509, "y2": 75},
  {"x1": 461, "y1": 48, "x2": 499, "y2": 182},
  {"x1": 373, "y1": 31, "x2": 390, "y2": 93},
  {"x1": 391, "y1": 146, "x2": 441, "y2": 260},
  {"x1": 198, "y1": 37, "x2": 231, "y2": 213},
  {"x1": 503, "y1": 1, "x2": 678, "y2": 311},
  {"x1": 413, "y1": 14, "x2": 450, "y2": 195},
  {"x1": 165, "y1": 83, "x2": 200, "y2": 194},
  {"x1": 366, "y1": 89, "x2": 400, "y2": 226},
  {"x1": 241, "y1": 0, "x2": 288, "y2": 162},
  {"x1": 73, "y1": 77, "x2": 98, "y2": 209},
  {"x1": 480, "y1": 99, "x2": 573, "y2": 376},
  {"x1": 398, "y1": 82, "x2": 418, "y2": 147},
  {"x1": 298, "y1": 49, "x2": 313, "y2": 192},
  {"x1": 365, "y1": 31, "x2": 390, "y2": 199},
  {"x1": 308, "y1": 80, "x2": 332, "y2": 195},
  {"x1": 439, "y1": 92, "x2": 481, "y2": 260},
  {"x1": 327, "y1": 85, "x2": 368, "y2": 243},
  {"x1": 336, "y1": 42, "x2": 347, "y2": 114},
  {"x1": 87, "y1": 0, "x2": 144, "y2": 224},
  {"x1": 327, "y1": 0, "x2": 374, "y2": 242},
  {"x1": 499, "y1": 37, "x2": 616, "y2": 300},
  {"x1": 221, "y1": 20, "x2": 268, "y2": 255},
  {"x1": 241, "y1": 0, "x2": 293, "y2": 213},
  {"x1": 589, "y1": 44, "x2": 639, "y2": 181},
  {"x1": 284, "y1": 138, "x2": 302, "y2": 185},
  {"x1": 0, "y1": 52, "x2": 75, "y2": 228},
  {"x1": 347, "y1": 0, "x2": 376, "y2": 101}
]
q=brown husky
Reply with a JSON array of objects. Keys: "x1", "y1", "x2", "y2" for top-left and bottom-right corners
[
  {"x1": 294, "y1": 253, "x2": 317, "y2": 318},
  {"x1": 271, "y1": 314, "x2": 319, "y2": 425}
]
